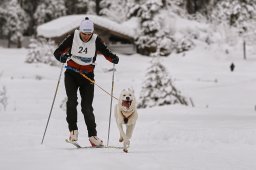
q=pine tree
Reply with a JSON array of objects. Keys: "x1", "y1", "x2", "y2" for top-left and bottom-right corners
[
  {"x1": 99, "y1": 0, "x2": 130, "y2": 23},
  {"x1": 211, "y1": 0, "x2": 256, "y2": 29},
  {"x1": 128, "y1": 0, "x2": 172, "y2": 56},
  {"x1": 0, "y1": 6, "x2": 5, "y2": 39},
  {"x1": 0, "y1": 0, "x2": 29, "y2": 48},
  {"x1": 87, "y1": 1, "x2": 96, "y2": 14},
  {"x1": 34, "y1": 0, "x2": 66, "y2": 25},
  {"x1": 18, "y1": 0, "x2": 42, "y2": 35},
  {"x1": 75, "y1": 0, "x2": 89, "y2": 14},
  {"x1": 64, "y1": 0, "x2": 89, "y2": 15},
  {"x1": 138, "y1": 57, "x2": 188, "y2": 108},
  {"x1": 185, "y1": 0, "x2": 212, "y2": 14}
]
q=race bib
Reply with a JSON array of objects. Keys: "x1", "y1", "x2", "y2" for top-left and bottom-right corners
[{"x1": 71, "y1": 30, "x2": 97, "y2": 65}]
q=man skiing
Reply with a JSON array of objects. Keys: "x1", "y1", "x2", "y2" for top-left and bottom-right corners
[{"x1": 53, "y1": 17, "x2": 119, "y2": 147}]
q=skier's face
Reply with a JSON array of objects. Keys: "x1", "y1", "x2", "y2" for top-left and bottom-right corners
[{"x1": 80, "y1": 32, "x2": 93, "y2": 42}]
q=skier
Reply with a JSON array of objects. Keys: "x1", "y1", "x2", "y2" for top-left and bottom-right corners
[{"x1": 53, "y1": 17, "x2": 119, "y2": 147}]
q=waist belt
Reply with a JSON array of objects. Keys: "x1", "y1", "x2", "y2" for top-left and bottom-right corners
[
  {"x1": 65, "y1": 65, "x2": 91, "y2": 75},
  {"x1": 67, "y1": 60, "x2": 94, "y2": 73}
]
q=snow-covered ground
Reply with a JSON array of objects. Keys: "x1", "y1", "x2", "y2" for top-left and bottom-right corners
[{"x1": 1, "y1": 41, "x2": 256, "y2": 170}]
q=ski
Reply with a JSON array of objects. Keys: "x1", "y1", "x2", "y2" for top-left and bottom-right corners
[
  {"x1": 65, "y1": 139, "x2": 82, "y2": 148},
  {"x1": 65, "y1": 139, "x2": 123, "y2": 149}
]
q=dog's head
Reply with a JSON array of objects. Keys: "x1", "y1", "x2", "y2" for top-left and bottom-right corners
[{"x1": 119, "y1": 88, "x2": 136, "y2": 112}]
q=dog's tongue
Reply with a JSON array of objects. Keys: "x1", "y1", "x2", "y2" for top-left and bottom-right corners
[{"x1": 122, "y1": 100, "x2": 132, "y2": 109}]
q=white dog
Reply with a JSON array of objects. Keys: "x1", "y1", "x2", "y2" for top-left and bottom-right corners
[{"x1": 114, "y1": 88, "x2": 138, "y2": 153}]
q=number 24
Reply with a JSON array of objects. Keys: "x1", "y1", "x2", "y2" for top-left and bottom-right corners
[{"x1": 78, "y1": 47, "x2": 87, "y2": 54}]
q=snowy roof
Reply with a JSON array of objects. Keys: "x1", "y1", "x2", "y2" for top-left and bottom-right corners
[{"x1": 37, "y1": 15, "x2": 138, "y2": 39}]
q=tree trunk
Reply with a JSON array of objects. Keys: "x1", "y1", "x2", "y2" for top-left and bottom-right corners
[
  {"x1": 186, "y1": 0, "x2": 197, "y2": 14},
  {"x1": 7, "y1": 32, "x2": 11, "y2": 48},
  {"x1": 95, "y1": 0, "x2": 101, "y2": 15},
  {"x1": 17, "y1": 36, "x2": 22, "y2": 48}
]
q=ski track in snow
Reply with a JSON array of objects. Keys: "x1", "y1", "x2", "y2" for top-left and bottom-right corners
[{"x1": 0, "y1": 47, "x2": 256, "y2": 170}]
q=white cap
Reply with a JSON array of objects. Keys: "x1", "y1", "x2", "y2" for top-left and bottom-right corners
[{"x1": 79, "y1": 17, "x2": 94, "y2": 33}]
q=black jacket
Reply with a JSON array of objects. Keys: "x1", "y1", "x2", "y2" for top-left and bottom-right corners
[{"x1": 54, "y1": 31, "x2": 119, "y2": 72}]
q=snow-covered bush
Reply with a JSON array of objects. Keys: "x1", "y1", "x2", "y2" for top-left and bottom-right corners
[
  {"x1": 158, "y1": 36, "x2": 174, "y2": 56},
  {"x1": 175, "y1": 37, "x2": 194, "y2": 53},
  {"x1": 0, "y1": 86, "x2": 7, "y2": 111},
  {"x1": 138, "y1": 57, "x2": 188, "y2": 108},
  {"x1": 26, "y1": 38, "x2": 59, "y2": 66},
  {"x1": 0, "y1": 73, "x2": 7, "y2": 111}
]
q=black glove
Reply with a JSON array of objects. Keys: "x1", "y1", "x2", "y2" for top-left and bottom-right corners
[
  {"x1": 112, "y1": 56, "x2": 119, "y2": 64},
  {"x1": 60, "y1": 53, "x2": 71, "y2": 63}
]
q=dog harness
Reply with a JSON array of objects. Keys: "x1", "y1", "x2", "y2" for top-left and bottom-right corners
[{"x1": 121, "y1": 111, "x2": 134, "y2": 124}]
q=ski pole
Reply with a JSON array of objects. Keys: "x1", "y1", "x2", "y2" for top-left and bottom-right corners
[
  {"x1": 107, "y1": 64, "x2": 115, "y2": 146},
  {"x1": 41, "y1": 63, "x2": 64, "y2": 144}
]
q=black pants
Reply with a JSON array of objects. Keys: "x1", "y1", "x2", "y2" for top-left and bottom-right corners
[{"x1": 64, "y1": 69, "x2": 97, "y2": 137}]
